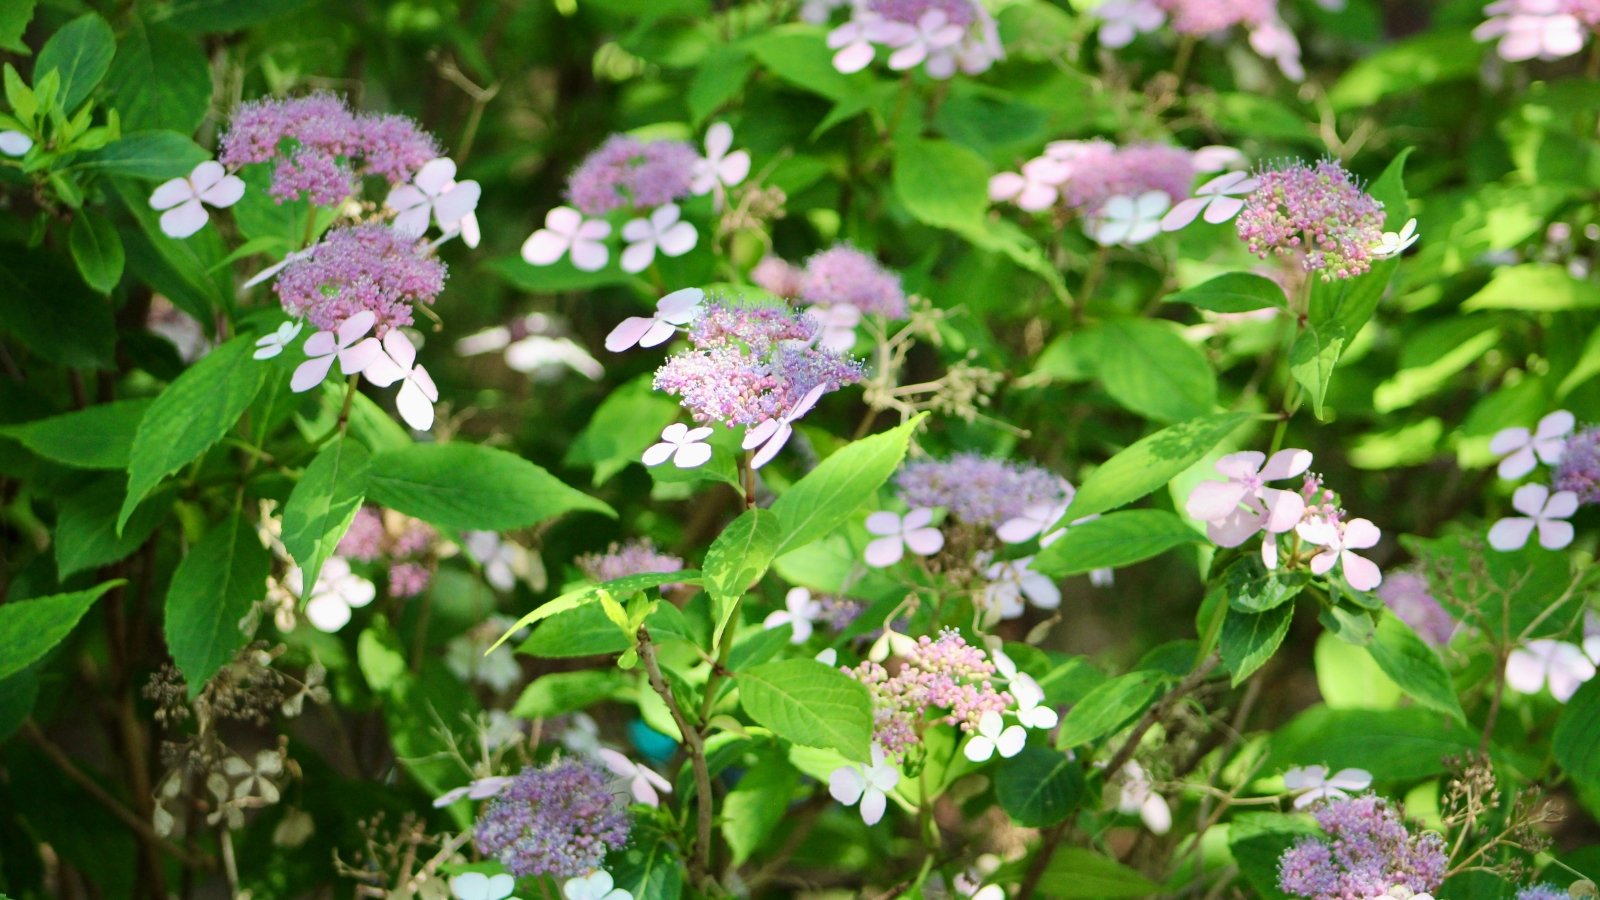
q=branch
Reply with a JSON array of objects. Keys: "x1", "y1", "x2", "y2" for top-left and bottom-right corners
[{"x1": 636, "y1": 627, "x2": 718, "y2": 892}]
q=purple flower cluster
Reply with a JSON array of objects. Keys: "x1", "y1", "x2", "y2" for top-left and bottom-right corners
[
  {"x1": 1056, "y1": 141, "x2": 1196, "y2": 215},
  {"x1": 896, "y1": 454, "x2": 1065, "y2": 527},
  {"x1": 1235, "y1": 159, "x2": 1386, "y2": 280},
  {"x1": 219, "y1": 93, "x2": 438, "y2": 205},
  {"x1": 472, "y1": 758, "x2": 631, "y2": 879},
  {"x1": 1159, "y1": 0, "x2": 1276, "y2": 35},
  {"x1": 847, "y1": 630, "x2": 1012, "y2": 758},
  {"x1": 871, "y1": 0, "x2": 979, "y2": 26},
  {"x1": 1554, "y1": 425, "x2": 1600, "y2": 505},
  {"x1": 799, "y1": 245, "x2": 908, "y2": 318},
  {"x1": 274, "y1": 224, "x2": 447, "y2": 334},
  {"x1": 1277, "y1": 794, "x2": 1448, "y2": 900},
  {"x1": 818, "y1": 595, "x2": 867, "y2": 632},
  {"x1": 1375, "y1": 570, "x2": 1457, "y2": 647},
  {"x1": 1516, "y1": 884, "x2": 1570, "y2": 900},
  {"x1": 653, "y1": 300, "x2": 864, "y2": 426},
  {"x1": 576, "y1": 538, "x2": 686, "y2": 585},
  {"x1": 335, "y1": 505, "x2": 440, "y2": 598},
  {"x1": 565, "y1": 134, "x2": 699, "y2": 216}
]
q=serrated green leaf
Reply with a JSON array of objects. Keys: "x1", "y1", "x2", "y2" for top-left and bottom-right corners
[
  {"x1": 1062, "y1": 413, "x2": 1252, "y2": 522},
  {"x1": 68, "y1": 212, "x2": 124, "y2": 294},
  {"x1": 1036, "y1": 847, "x2": 1160, "y2": 898},
  {"x1": 994, "y1": 746, "x2": 1084, "y2": 827},
  {"x1": 0, "y1": 398, "x2": 151, "y2": 469},
  {"x1": 704, "y1": 508, "x2": 780, "y2": 646},
  {"x1": 738, "y1": 659, "x2": 873, "y2": 760},
  {"x1": 1366, "y1": 613, "x2": 1465, "y2": 723},
  {"x1": 770, "y1": 415, "x2": 922, "y2": 556},
  {"x1": 367, "y1": 442, "x2": 614, "y2": 533},
  {"x1": 281, "y1": 437, "x2": 370, "y2": 601},
  {"x1": 1166, "y1": 272, "x2": 1288, "y2": 313},
  {"x1": 1055, "y1": 670, "x2": 1165, "y2": 749},
  {"x1": 163, "y1": 512, "x2": 271, "y2": 696},
  {"x1": 1220, "y1": 603, "x2": 1293, "y2": 686},
  {"x1": 36, "y1": 13, "x2": 115, "y2": 111},
  {"x1": 0, "y1": 580, "x2": 123, "y2": 681},
  {"x1": 1032, "y1": 509, "x2": 1203, "y2": 577}
]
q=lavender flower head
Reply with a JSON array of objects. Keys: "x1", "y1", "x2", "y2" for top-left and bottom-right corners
[
  {"x1": 1554, "y1": 425, "x2": 1600, "y2": 506},
  {"x1": 752, "y1": 256, "x2": 806, "y2": 298},
  {"x1": 864, "y1": 0, "x2": 1005, "y2": 76},
  {"x1": 800, "y1": 245, "x2": 909, "y2": 318},
  {"x1": 337, "y1": 506, "x2": 386, "y2": 562},
  {"x1": 896, "y1": 454, "x2": 1065, "y2": 527},
  {"x1": 472, "y1": 758, "x2": 631, "y2": 879},
  {"x1": 1516, "y1": 884, "x2": 1571, "y2": 900},
  {"x1": 1376, "y1": 570, "x2": 1457, "y2": 647},
  {"x1": 653, "y1": 299, "x2": 865, "y2": 426},
  {"x1": 387, "y1": 562, "x2": 431, "y2": 599},
  {"x1": 1235, "y1": 159, "x2": 1386, "y2": 281},
  {"x1": 1277, "y1": 794, "x2": 1448, "y2": 900},
  {"x1": 1056, "y1": 141, "x2": 1196, "y2": 215},
  {"x1": 1159, "y1": 0, "x2": 1277, "y2": 35},
  {"x1": 565, "y1": 134, "x2": 699, "y2": 216},
  {"x1": 219, "y1": 93, "x2": 438, "y2": 205},
  {"x1": 274, "y1": 224, "x2": 447, "y2": 334},
  {"x1": 576, "y1": 538, "x2": 686, "y2": 584},
  {"x1": 846, "y1": 629, "x2": 1013, "y2": 759}
]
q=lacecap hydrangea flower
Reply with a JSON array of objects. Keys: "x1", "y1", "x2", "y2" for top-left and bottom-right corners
[
  {"x1": 473, "y1": 758, "x2": 631, "y2": 879},
  {"x1": 1554, "y1": 424, "x2": 1600, "y2": 505},
  {"x1": 1234, "y1": 159, "x2": 1386, "y2": 281},
  {"x1": 895, "y1": 454, "x2": 1065, "y2": 528},
  {"x1": 565, "y1": 133, "x2": 698, "y2": 216},
  {"x1": 846, "y1": 629, "x2": 1013, "y2": 759},
  {"x1": 274, "y1": 224, "x2": 447, "y2": 335},
  {"x1": 576, "y1": 538, "x2": 686, "y2": 585},
  {"x1": 822, "y1": 0, "x2": 1004, "y2": 79},
  {"x1": 1277, "y1": 794, "x2": 1448, "y2": 900}
]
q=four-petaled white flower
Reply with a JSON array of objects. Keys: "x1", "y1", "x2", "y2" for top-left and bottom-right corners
[
  {"x1": 253, "y1": 321, "x2": 303, "y2": 360},
  {"x1": 827, "y1": 18, "x2": 882, "y2": 73},
  {"x1": 433, "y1": 775, "x2": 514, "y2": 808},
  {"x1": 0, "y1": 130, "x2": 32, "y2": 156},
  {"x1": 363, "y1": 330, "x2": 440, "y2": 431},
  {"x1": 1011, "y1": 674, "x2": 1059, "y2": 731},
  {"x1": 690, "y1": 122, "x2": 750, "y2": 207},
  {"x1": 989, "y1": 157, "x2": 1071, "y2": 212},
  {"x1": 964, "y1": 710, "x2": 1026, "y2": 762},
  {"x1": 149, "y1": 160, "x2": 246, "y2": 239},
  {"x1": 1089, "y1": 191, "x2": 1171, "y2": 246},
  {"x1": 1096, "y1": 0, "x2": 1166, "y2": 47},
  {"x1": 1117, "y1": 760, "x2": 1172, "y2": 835},
  {"x1": 597, "y1": 748, "x2": 673, "y2": 807},
  {"x1": 1297, "y1": 517, "x2": 1383, "y2": 592},
  {"x1": 1185, "y1": 449, "x2": 1313, "y2": 547},
  {"x1": 981, "y1": 556, "x2": 1061, "y2": 621},
  {"x1": 829, "y1": 744, "x2": 900, "y2": 825},
  {"x1": 286, "y1": 557, "x2": 376, "y2": 633},
  {"x1": 606, "y1": 287, "x2": 704, "y2": 352},
  {"x1": 291, "y1": 310, "x2": 383, "y2": 393},
  {"x1": 1505, "y1": 637, "x2": 1600, "y2": 703},
  {"x1": 563, "y1": 870, "x2": 631, "y2": 900},
  {"x1": 1282, "y1": 765, "x2": 1373, "y2": 809},
  {"x1": 863, "y1": 508, "x2": 945, "y2": 567},
  {"x1": 451, "y1": 872, "x2": 518, "y2": 900},
  {"x1": 1161, "y1": 171, "x2": 1259, "y2": 231},
  {"x1": 523, "y1": 206, "x2": 612, "y2": 271},
  {"x1": 884, "y1": 9, "x2": 965, "y2": 75},
  {"x1": 643, "y1": 422, "x2": 714, "y2": 469},
  {"x1": 996, "y1": 494, "x2": 1071, "y2": 546},
  {"x1": 1489, "y1": 410, "x2": 1573, "y2": 479},
  {"x1": 806, "y1": 303, "x2": 862, "y2": 353},
  {"x1": 743, "y1": 383, "x2": 826, "y2": 469},
  {"x1": 1488, "y1": 483, "x2": 1578, "y2": 551},
  {"x1": 387, "y1": 157, "x2": 482, "y2": 243},
  {"x1": 1370, "y1": 218, "x2": 1420, "y2": 259},
  {"x1": 620, "y1": 203, "x2": 698, "y2": 273},
  {"x1": 1474, "y1": 1, "x2": 1587, "y2": 62},
  {"x1": 764, "y1": 587, "x2": 824, "y2": 643}
]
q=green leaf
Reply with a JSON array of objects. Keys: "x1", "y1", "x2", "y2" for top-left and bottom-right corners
[
  {"x1": 1373, "y1": 318, "x2": 1500, "y2": 413},
  {"x1": 1229, "y1": 812, "x2": 1322, "y2": 900},
  {"x1": 722, "y1": 747, "x2": 800, "y2": 864},
  {"x1": 609, "y1": 832, "x2": 685, "y2": 900},
  {"x1": 1555, "y1": 678, "x2": 1600, "y2": 788},
  {"x1": 994, "y1": 746, "x2": 1084, "y2": 827},
  {"x1": 1365, "y1": 613, "x2": 1465, "y2": 723},
  {"x1": 1055, "y1": 670, "x2": 1165, "y2": 749},
  {"x1": 519, "y1": 601, "x2": 694, "y2": 658},
  {"x1": 1035, "y1": 847, "x2": 1160, "y2": 898},
  {"x1": 687, "y1": 45, "x2": 753, "y2": 124},
  {"x1": 163, "y1": 513, "x2": 272, "y2": 696},
  {"x1": 490, "y1": 571, "x2": 700, "y2": 654},
  {"x1": 512, "y1": 669, "x2": 627, "y2": 718},
  {"x1": 893, "y1": 138, "x2": 990, "y2": 231},
  {"x1": 564, "y1": 376, "x2": 684, "y2": 486},
  {"x1": 367, "y1": 442, "x2": 613, "y2": 533},
  {"x1": 703, "y1": 508, "x2": 780, "y2": 646},
  {"x1": 0, "y1": 244, "x2": 117, "y2": 370},
  {"x1": 1267, "y1": 706, "x2": 1475, "y2": 779},
  {"x1": 745, "y1": 26, "x2": 862, "y2": 101},
  {"x1": 1314, "y1": 632, "x2": 1402, "y2": 711},
  {"x1": 1217, "y1": 556, "x2": 1309, "y2": 613},
  {"x1": 0, "y1": 2, "x2": 34, "y2": 56},
  {"x1": 0, "y1": 580, "x2": 123, "y2": 680},
  {"x1": 281, "y1": 437, "x2": 370, "y2": 600},
  {"x1": 1031, "y1": 509, "x2": 1203, "y2": 577},
  {"x1": 75, "y1": 131, "x2": 211, "y2": 180},
  {"x1": 1462, "y1": 263, "x2": 1599, "y2": 311},
  {"x1": 737, "y1": 659, "x2": 874, "y2": 760},
  {"x1": 1166, "y1": 272, "x2": 1287, "y2": 313},
  {"x1": 770, "y1": 415, "x2": 922, "y2": 556},
  {"x1": 120, "y1": 336, "x2": 268, "y2": 531},
  {"x1": 1088, "y1": 319, "x2": 1216, "y2": 422},
  {"x1": 36, "y1": 13, "x2": 115, "y2": 111},
  {"x1": 1220, "y1": 603, "x2": 1294, "y2": 686},
  {"x1": 1327, "y1": 30, "x2": 1482, "y2": 110},
  {"x1": 68, "y1": 213, "x2": 124, "y2": 294},
  {"x1": 1063, "y1": 412, "x2": 1252, "y2": 522},
  {"x1": 0, "y1": 398, "x2": 151, "y2": 469},
  {"x1": 103, "y1": 20, "x2": 211, "y2": 134},
  {"x1": 54, "y1": 479, "x2": 174, "y2": 578},
  {"x1": 155, "y1": 0, "x2": 315, "y2": 31}
]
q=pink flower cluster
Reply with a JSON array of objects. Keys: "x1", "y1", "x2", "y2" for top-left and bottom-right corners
[
  {"x1": 1475, "y1": 0, "x2": 1600, "y2": 62},
  {"x1": 1095, "y1": 0, "x2": 1303, "y2": 78},
  {"x1": 755, "y1": 244, "x2": 909, "y2": 319},
  {"x1": 1234, "y1": 159, "x2": 1386, "y2": 281},
  {"x1": 336, "y1": 506, "x2": 440, "y2": 599},
  {"x1": 845, "y1": 630, "x2": 1013, "y2": 758},
  {"x1": 575, "y1": 538, "x2": 686, "y2": 586},
  {"x1": 564, "y1": 134, "x2": 699, "y2": 216},
  {"x1": 219, "y1": 93, "x2": 438, "y2": 206},
  {"x1": 653, "y1": 300, "x2": 864, "y2": 426},
  {"x1": 1277, "y1": 794, "x2": 1447, "y2": 900},
  {"x1": 990, "y1": 140, "x2": 1204, "y2": 218},
  {"x1": 820, "y1": 0, "x2": 1004, "y2": 78},
  {"x1": 273, "y1": 224, "x2": 447, "y2": 334}
]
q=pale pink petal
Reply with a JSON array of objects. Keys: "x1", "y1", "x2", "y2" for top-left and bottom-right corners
[
  {"x1": 1536, "y1": 519, "x2": 1575, "y2": 550},
  {"x1": 1488, "y1": 426, "x2": 1531, "y2": 455},
  {"x1": 641, "y1": 442, "x2": 676, "y2": 467},
  {"x1": 1020, "y1": 572, "x2": 1061, "y2": 609},
  {"x1": 1208, "y1": 506, "x2": 1266, "y2": 547},
  {"x1": 684, "y1": 426, "x2": 713, "y2": 442},
  {"x1": 1017, "y1": 181, "x2": 1058, "y2": 212},
  {"x1": 829, "y1": 767, "x2": 865, "y2": 805},
  {"x1": 787, "y1": 383, "x2": 827, "y2": 420},
  {"x1": 621, "y1": 239, "x2": 656, "y2": 273},
  {"x1": 521, "y1": 229, "x2": 570, "y2": 265},
  {"x1": 705, "y1": 122, "x2": 734, "y2": 159},
  {"x1": 414, "y1": 158, "x2": 457, "y2": 195},
  {"x1": 198, "y1": 174, "x2": 245, "y2": 208},
  {"x1": 902, "y1": 507, "x2": 936, "y2": 530},
  {"x1": 989, "y1": 172, "x2": 1026, "y2": 203},
  {"x1": 187, "y1": 160, "x2": 227, "y2": 192},
  {"x1": 361, "y1": 353, "x2": 405, "y2": 388},
  {"x1": 1296, "y1": 519, "x2": 1339, "y2": 547},
  {"x1": 1261, "y1": 448, "x2": 1314, "y2": 480},
  {"x1": 1543, "y1": 490, "x2": 1580, "y2": 519},
  {"x1": 338, "y1": 311, "x2": 377, "y2": 345},
  {"x1": 569, "y1": 239, "x2": 609, "y2": 271},
  {"x1": 412, "y1": 365, "x2": 439, "y2": 402},
  {"x1": 544, "y1": 206, "x2": 583, "y2": 235},
  {"x1": 1487, "y1": 517, "x2": 1535, "y2": 551},
  {"x1": 1215, "y1": 451, "x2": 1266, "y2": 480},
  {"x1": 833, "y1": 41, "x2": 875, "y2": 73},
  {"x1": 864, "y1": 511, "x2": 904, "y2": 536},
  {"x1": 1309, "y1": 549, "x2": 1338, "y2": 576},
  {"x1": 1186, "y1": 480, "x2": 1251, "y2": 522},
  {"x1": 1536, "y1": 409, "x2": 1576, "y2": 440},
  {"x1": 159, "y1": 200, "x2": 209, "y2": 238},
  {"x1": 859, "y1": 788, "x2": 887, "y2": 825},
  {"x1": 864, "y1": 535, "x2": 906, "y2": 568},
  {"x1": 1160, "y1": 197, "x2": 1208, "y2": 231},
  {"x1": 392, "y1": 203, "x2": 432, "y2": 237},
  {"x1": 605, "y1": 317, "x2": 656, "y2": 352},
  {"x1": 672, "y1": 442, "x2": 712, "y2": 468},
  {"x1": 748, "y1": 423, "x2": 792, "y2": 468},
  {"x1": 395, "y1": 379, "x2": 436, "y2": 431},
  {"x1": 1341, "y1": 551, "x2": 1381, "y2": 591},
  {"x1": 657, "y1": 221, "x2": 698, "y2": 257},
  {"x1": 1326, "y1": 769, "x2": 1372, "y2": 791},
  {"x1": 1504, "y1": 649, "x2": 1548, "y2": 694},
  {"x1": 1511, "y1": 483, "x2": 1551, "y2": 517},
  {"x1": 382, "y1": 330, "x2": 417, "y2": 369},
  {"x1": 621, "y1": 217, "x2": 653, "y2": 243},
  {"x1": 903, "y1": 527, "x2": 944, "y2": 556},
  {"x1": 1203, "y1": 196, "x2": 1245, "y2": 223},
  {"x1": 1341, "y1": 518, "x2": 1381, "y2": 550},
  {"x1": 1260, "y1": 488, "x2": 1306, "y2": 534},
  {"x1": 887, "y1": 43, "x2": 928, "y2": 70},
  {"x1": 338, "y1": 337, "x2": 384, "y2": 374},
  {"x1": 303, "y1": 331, "x2": 336, "y2": 357},
  {"x1": 719, "y1": 150, "x2": 751, "y2": 187},
  {"x1": 995, "y1": 725, "x2": 1027, "y2": 757},
  {"x1": 433, "y1": 181, "x2": 482, "y2": 228},
  {"x1": 290, "y1": 355, "x2": 335, "y2": 392},
  {"x1": 387, "y1": 184, "x2": 428, "y2": 214}
]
